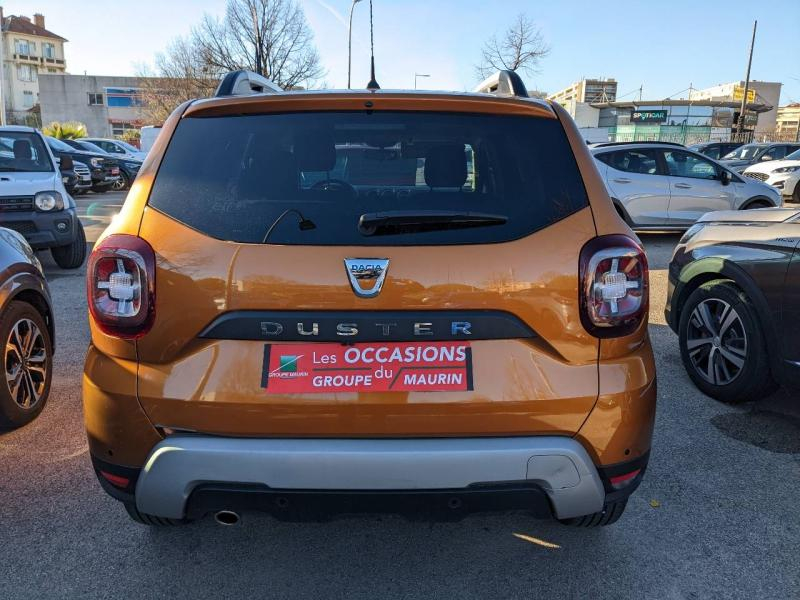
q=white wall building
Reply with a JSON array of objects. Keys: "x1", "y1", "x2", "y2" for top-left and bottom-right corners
[
  {"x1": 689, "y1": 81, "x2": 782, "y2": 133},
  {"x1": 0, "y1": 8, "x2": 67, "y2": 124}
]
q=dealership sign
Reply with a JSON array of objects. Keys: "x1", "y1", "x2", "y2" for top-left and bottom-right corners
[{"x1": 631, "y1": 110, "x2": 668, "y2": 123}]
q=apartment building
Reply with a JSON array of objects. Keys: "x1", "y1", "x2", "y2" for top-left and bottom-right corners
[
  {"x1": 776, "y1": 104, "x2": 800, "y2": 142},
  {"x1": 0, "y1": 8, "x2": 67, "y2": 124}
]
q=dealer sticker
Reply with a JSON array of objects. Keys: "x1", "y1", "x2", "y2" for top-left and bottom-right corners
[{"x1": 261, "y1": 342, "x2": 473, "y2": 393}]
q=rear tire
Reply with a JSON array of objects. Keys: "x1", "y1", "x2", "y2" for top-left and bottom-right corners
[
  {"x1": 124, "y1": 502, "x2": 191, "y2": 526},
  {"x1": 559, "y1": 500, "x2": 627, "y2": 527},
  {"x1": 678, "y1": 280, "x2": 777, "y2": 404},
  {"x1": 51, "y1": 222, "x2": 86, "y2": 269},
  {"x1": 793, "y1": 185, "x2": 800, "y2": 204}
]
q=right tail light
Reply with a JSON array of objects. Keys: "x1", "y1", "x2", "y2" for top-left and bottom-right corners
[
  {"x1": 579, "y1": 235, "x2": 648, "y2": 338},
  {"x1": 87, "y1": 234, "x2": 156, "y2": 339}
]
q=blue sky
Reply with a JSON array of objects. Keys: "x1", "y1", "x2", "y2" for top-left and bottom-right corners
[{"x1": 9, "y1": 0, "x2": 800, "y2": 103}]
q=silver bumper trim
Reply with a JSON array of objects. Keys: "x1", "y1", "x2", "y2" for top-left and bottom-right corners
[{"x1": 136, "y1": 436, "x2": 605, "y2": 520}]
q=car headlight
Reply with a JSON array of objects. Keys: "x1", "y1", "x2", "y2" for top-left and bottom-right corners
[
  {"x1": 34, "y1": 191, "x2": 65, "y2": 212},
  {"x1": 90, "y1": 157, "x2": 103, "y2": 168},
  {"x1": 773, "y1": 166, "x2": 800, "y2": 174}
]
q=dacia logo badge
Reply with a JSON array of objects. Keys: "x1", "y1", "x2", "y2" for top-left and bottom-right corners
[{"x1": 344, "y1": 258, "x2": 389, "y2": 298}]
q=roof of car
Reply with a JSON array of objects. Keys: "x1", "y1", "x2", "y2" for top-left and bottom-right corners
[
  {"x1": 184, "y1": 89, "x2": 556, "y2": 119},
  {"x1": 0, "y1": 125, "x2": 38, "y2": 134},
  {"x1": 588, "y1": 141, "x2": 685, "y2": 153}
]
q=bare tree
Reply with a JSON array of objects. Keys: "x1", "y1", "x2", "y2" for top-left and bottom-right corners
[
  {"x1": 193, "y1": 0, "x2": 324, "y2": 89},
  {"x1": 136, "y1": 0, "x2": 324, "y2": 123},
  {"x1": 136, "y1": 37, "x2": 218, "y2": 124},
  {"x1": 475, "y1": 14, "x2": 550, "y2": 81}
]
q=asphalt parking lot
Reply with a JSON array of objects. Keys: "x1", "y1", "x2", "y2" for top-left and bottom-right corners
[{"x1": 1, "y1": 191, "x2": 798, "y2": 599}]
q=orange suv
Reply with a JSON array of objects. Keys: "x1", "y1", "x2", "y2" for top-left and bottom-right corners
[{"x1": 83, "y1": 70, "x2": 656, "y2": 527}]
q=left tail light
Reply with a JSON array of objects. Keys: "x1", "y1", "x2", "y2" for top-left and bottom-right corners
[
  {"x1": 87, "y1": 234, "x2": 155, "y2": 339},
  {"x1": 579, "y1": 234, "x2": 648, "y2": 338}
]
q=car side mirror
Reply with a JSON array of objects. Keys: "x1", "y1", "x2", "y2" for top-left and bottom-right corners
[
  {"x1": 720, "y1": 170, "x2": 732, "y2": 186},
  {"x1": 761, "y1": 155, "x2": 772, "y2": 161},
  {"x1": 60, "y1": 155, "x2": 74, "y2": 171}
]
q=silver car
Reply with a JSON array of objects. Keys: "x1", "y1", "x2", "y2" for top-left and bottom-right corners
[{"x1": 590, "y1": 142, "x2": 782, "y2": 229}]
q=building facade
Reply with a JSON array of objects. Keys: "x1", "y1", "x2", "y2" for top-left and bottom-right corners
[
  {"x1": 39, "y1": 74, "x2": 146, "y2": 137},
  {"x1": 776, "y1": 104, "x2": 800, "y2": 142},
  {"x1": 548, "y1": 78, "x2": 618, "y2": 105},
  {"x1": 0, "y1": 9, "x2": 67, "y2": 125},
  {"x1": 689, "y1": 81, "x2": 782, "y2": 133},
  {"x1": 589, "y1": 98, "x2": 773, "y2": 144}
]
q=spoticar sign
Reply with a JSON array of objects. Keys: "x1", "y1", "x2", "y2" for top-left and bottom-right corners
[
  {"x1": 262, "y1": 342, "x2": 473, "y2": 393},
  {"x1": 631, "y1": 110, "x2": 667, "y2": 123}
]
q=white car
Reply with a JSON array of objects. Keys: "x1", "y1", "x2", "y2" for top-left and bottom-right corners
[
  {"x1": 742, "y1": 148, "x2": 800, "y2": 203},
  {"x1": 80, "y1": 137, "x2": 147, "y2": 161},
  {"x1": 0, "y1": 126, "x2": 86, "y2": 268},
  {"x1": 590, "y1": 142, "x2": 782, "y2": 229}
]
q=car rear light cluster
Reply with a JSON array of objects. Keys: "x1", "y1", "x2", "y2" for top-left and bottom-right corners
[
  {"x1": 579, "y1": 235, "x2": 648, "y2": 338},
  {"x1": 87, "y1": 234, "x2": 155, "y2": 339}
]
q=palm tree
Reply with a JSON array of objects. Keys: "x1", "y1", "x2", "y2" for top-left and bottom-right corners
[{"x1": 42, "y1": 121, "x2": 88, "y2": 140}]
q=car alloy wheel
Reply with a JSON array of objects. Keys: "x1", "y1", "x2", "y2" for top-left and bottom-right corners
[
  {"x1": 4, "y1": 318, "x2": 48, "y2": 409},
  {"x1": 685, "y1": 298, "x2": 747, "y2": 385},
  {"x1": 112, "y1": 173, "x2": 128, "y2": 191}
]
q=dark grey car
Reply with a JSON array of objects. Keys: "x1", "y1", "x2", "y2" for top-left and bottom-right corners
[
  {"x1": 666, "y1": 207, "x2": 800, "y2": 403},
  {"x1": 0, "y1": 227, "x2": 54, "y2": 428}
]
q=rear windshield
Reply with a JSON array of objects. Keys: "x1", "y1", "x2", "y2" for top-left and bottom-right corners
[
  {"x1": 0, "y1": 132, "x2": 53, "y2": 173},
  {"x1": 148, "y1": 111, "x2": 589, "y2": 245}
]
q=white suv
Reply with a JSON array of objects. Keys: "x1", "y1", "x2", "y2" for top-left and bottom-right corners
[
  {"x1": 590, "y1": 142, "x2": 782, "y2": 229},
  {"x1": 743, "y1": 148, "x2": 800, "y2": 204},
  {"x1": 0, "y1": 126, "x2": 86, "y2": 269}
]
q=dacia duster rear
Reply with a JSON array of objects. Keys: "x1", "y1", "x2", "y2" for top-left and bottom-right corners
[{"x1": 83, "y1": 71, "x2": 656, "y2": 527}]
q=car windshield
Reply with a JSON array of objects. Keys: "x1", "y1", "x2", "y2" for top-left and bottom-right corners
[
  {"x1": 116, "y1": 140, "x2": 140, "y2": 152},
  {"x1": 46, "y1": 136, "x2": 76, "y2": 152},
  {"x1": 0, "y1": 132, "x2": 53, "y2": 173},
  {"x1": 77, "y1": 141, "x2": 107, "y2": 154},
  {"x1": 722, "y1": 144, "x2": 766, "y2": 160},
  {"x1": 149, "y1": 111, "x2": 589, "y2": 246}
]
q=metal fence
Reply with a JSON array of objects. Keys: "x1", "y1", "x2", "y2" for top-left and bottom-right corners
[{"x1": 607, "y1": 128, "x2": 799, "y2": 145}]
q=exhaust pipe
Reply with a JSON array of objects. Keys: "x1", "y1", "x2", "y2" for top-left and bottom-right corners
[{"x1": 214, "y1": 510, "x2": 241, "y2": 526}]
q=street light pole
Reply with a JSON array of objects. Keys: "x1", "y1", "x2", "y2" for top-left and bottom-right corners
[
  {"x1": 414, "y1": 73, "x2": 430, "y2": 90},
  {"x1": 347, "y1": 0, "x2": 363, "y2": 89},
  {"x1": 736, "y1": 20, "x2": 757, "y2": 139}
]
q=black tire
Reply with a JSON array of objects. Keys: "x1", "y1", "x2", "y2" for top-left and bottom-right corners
[
  {"x1": 0, "y1": 301, "x2": 53, "y2": 429},
  {"x1": 793, "y1": 185, "x2": 800, "y2": 204},
  {"x1": 559, "y1": 499, "x2": 627, "y2": 527},
  {"x1": 124, "y1": 502, "x2": 191, "y2": 526},
  {"x1": 51, "y1": 221, "x2": 86, "y2": 269},
  {"x1": 678, "y1": 280, "x2": 777, "y2": 404},
  {"x1": 112, "y1": 172, "x2": 129, "y2": 191}
]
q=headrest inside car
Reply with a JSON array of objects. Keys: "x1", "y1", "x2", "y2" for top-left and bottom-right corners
[
  {"x1": 424, "y1": 144, "x2": 467, "y2": 188},
  {"x1": 13, "y1": 140, "x2": 33, "y2": 160},
  {"x1": 295, "y1": 133, "x2": 336, "y2": 172}
]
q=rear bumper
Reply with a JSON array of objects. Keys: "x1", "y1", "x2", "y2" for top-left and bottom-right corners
[{"x1": 127, "y1": 435, "x2": 607, "y2": 520}]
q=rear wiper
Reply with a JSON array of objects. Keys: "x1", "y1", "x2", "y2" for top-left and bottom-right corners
[{"x1": 358, "y1": 210, "x2": 507, "y2": 236}]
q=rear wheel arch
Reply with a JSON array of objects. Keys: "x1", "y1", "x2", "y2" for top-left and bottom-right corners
[
  {"x1": 740, "y1": 196, "x2": 775, "y2": 210},
  {"x1": 674, "y1": 262, "x2": 778, "y2": 366},
  {"x1": 4, "y1": 285, "x2": 54, "y2": 353}
]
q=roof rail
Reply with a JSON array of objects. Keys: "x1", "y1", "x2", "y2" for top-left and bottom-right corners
[
  {"x1": 591, "y1": 141, "x2": 686, "y2": 148},
  {"x1": 214, "y1": 70, "x2": 283, "y2": 97},
  {"x1": 473, "y1": 70, "x2": 529, "y2": 98}
]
